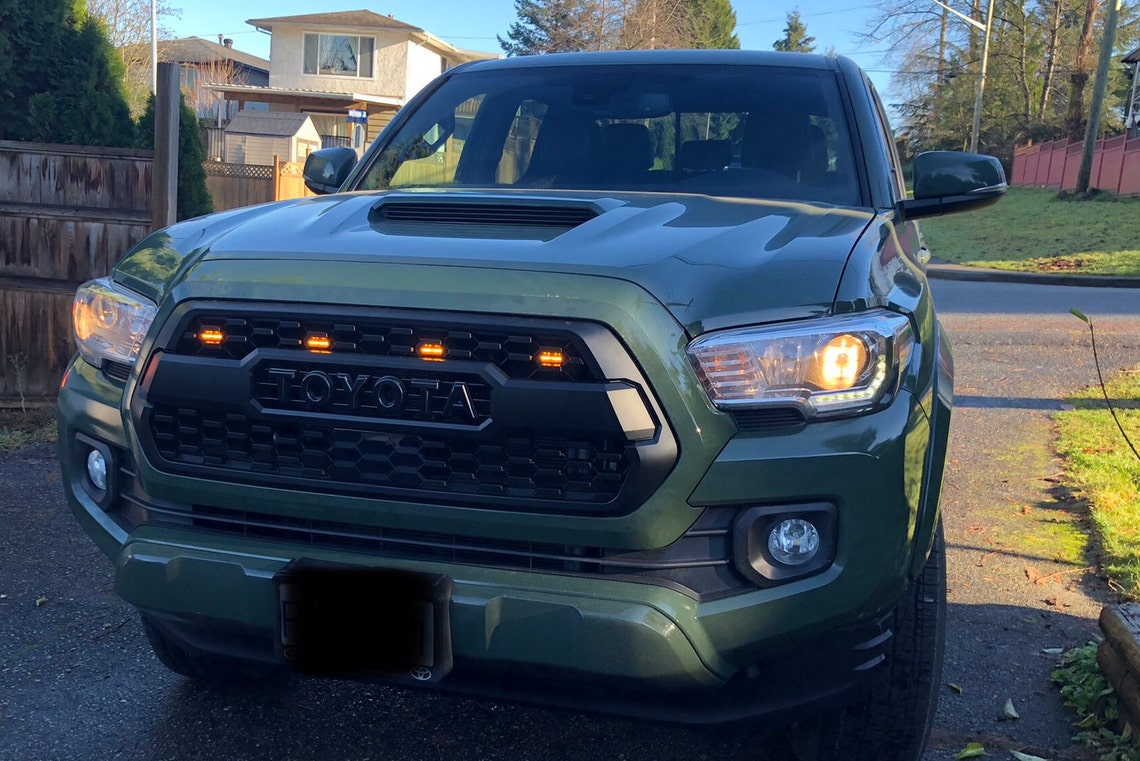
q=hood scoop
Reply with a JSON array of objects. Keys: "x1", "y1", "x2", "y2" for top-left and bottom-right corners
[{"x1": 369, "y1": 198, "x2": 599, "y2": 241}]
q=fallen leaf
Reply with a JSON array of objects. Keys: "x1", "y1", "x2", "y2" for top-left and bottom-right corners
[
  {"x1": 35, "y1": 595, "x2": 47, "y2": 607},
  {"x1": 1004, "y1": 698, "x2": 1020, "y2": 720},
  {"x1": 1044, "y1": 596, "x2": 1059, "y2": 607},
  {"x1": 1025, "y1": 567, "x2": 1042, "y2": 583},
  {"x1": 949, "y1": 683, "x2": 964, "y2": 694},
  {"x1": 958, "y1": 742, "x2": 988, "y2": 759},
  {"x1": 1010, "y1": 751, "x2": 1048, "y2": 761}
]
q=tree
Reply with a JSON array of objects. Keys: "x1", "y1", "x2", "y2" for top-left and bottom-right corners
[
  {"x1": 0, "y1": 0, "x2": 135, "y2": 146},
  {"x1": 136, "y1": 94, "x2": 213, "y2": 220},
  {"x1": 86, "y1": 0, "x2": 181, "y2": 116},
  {"x1": 689, "y1": 0, "x2": 739, "y2": 48},
  {"x1": 499, "y1": 0, "x2": 738, "y2": 54},
  {"x1": 499, "y1": 0, "x2": 616, "y2": 55},
  {"x1": 773, "y1": 10, "x2": 816, "y2": 53},
  {"x1": 859, "y1": 0, "x2": 1140, "y2": 169}
]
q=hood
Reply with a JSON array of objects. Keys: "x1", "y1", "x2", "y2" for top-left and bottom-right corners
[{"x1": 119, "y1": 190, "x2": 875, "y2": 335}]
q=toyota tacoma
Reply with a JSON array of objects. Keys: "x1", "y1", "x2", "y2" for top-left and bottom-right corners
[{"x1": 59, "y1": 50, "x2": 1005, "y2": 759}]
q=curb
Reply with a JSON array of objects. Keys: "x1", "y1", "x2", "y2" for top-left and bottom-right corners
[{"x1": 927, "y1": 262, "x2": 1140, "y2": 289}]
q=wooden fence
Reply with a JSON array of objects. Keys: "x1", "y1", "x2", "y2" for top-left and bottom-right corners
[
  {"x1": 0, "y1": 140, "x2": 153, "y2": 404},
  {"x1": 1012, "y1": 135, "x2": 1140, "y2": 196},
  {"x1": 204, "y1": 157, "x2": 313, "y2": 212}
]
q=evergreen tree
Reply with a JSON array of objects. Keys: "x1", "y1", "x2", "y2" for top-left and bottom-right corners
[
  {"x1": 773, "y1": 10, "x2": 816, "y2": 53},
  {"x1": 500, "y1": 0, "x2": 605, "y2": 55},
  {"x1": 0, "y1": 0, "x2": 134, "y2": 145},
  {"x1": 500, "y1": 0, "x2": 734, "y2": 54},
  {"x1": 690, "y1": 0, "x2": 739, "y2": 49},
  {"x1": 136, "y1": 95, "x2": 214, "y2": 221}
]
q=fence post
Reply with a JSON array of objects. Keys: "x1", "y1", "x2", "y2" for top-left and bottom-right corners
[
  {"x1": 273, "y1": 155, "x2": 281, "y2": 202},
  {"x1": 152, "y1": 62, "x2": 180, "y2": 231}
]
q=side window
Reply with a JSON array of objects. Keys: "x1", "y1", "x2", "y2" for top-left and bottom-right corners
[
  {"x1": 363, "y1": 95, "x2": 483, "y2": 190},
  {"x1": 497, "y1": 100, "x2": 547, "y2": 184},
  {"x1": 868, "y1": 80, "x2": 906, "y2": 200}
]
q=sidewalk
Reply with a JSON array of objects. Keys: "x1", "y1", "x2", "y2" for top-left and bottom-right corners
[{"x1": 927, "y1": 260, "x2": 1140, "y2": 288}]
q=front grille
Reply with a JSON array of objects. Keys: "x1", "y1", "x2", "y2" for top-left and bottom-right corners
[
  {"x1": 136, "y1": 304, "x2": 677, "y2": 515},
  {"x1": 149, "y1": 406, "x2": 628, "y2": 506},
  {"x1": 112, "y1": 467, "x2": 748, "y2": 600},
  {"x1": 174, "y1": 312, "x2": 594, "y2": 381}
]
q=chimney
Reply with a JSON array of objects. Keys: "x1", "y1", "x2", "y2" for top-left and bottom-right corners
[
  {"x1": 218, "y1": 34, "x2": 224, "y2": 45},
  {"x1": 223, "y1": 38, "x2": 233, "y2": 48}
]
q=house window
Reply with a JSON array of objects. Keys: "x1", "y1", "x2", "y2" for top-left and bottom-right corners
[{"x1": 303, "y1": 33, "x2": 375, "y2": 78}]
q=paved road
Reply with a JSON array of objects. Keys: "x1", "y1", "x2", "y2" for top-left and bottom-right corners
[
  {"x1": 2, "y1": 278, "x2": 1137, "y2": 761},
  {"x1": 925, "y1": 279, "x2": 1140, "y2": 760}
]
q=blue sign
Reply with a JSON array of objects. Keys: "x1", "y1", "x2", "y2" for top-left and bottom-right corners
[{"x1": 347, "y1": 109, "x2": 368, "y2": 123}]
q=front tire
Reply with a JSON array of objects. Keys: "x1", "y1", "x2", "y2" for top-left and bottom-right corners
[{"x1": 793, "y1": 520, "x2": 946, "y2": 760}]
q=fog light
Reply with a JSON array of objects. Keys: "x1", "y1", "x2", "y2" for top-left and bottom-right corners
[
  {"x1": 733, "y1": 503, "x2": 837, "y2": 587},
  {"x1": 86, "y1": 449, "x2": 108, "y2": 491},
  {"x1": 768, "y1": 519, "x2": 820, "y2": 566},
  {"x1": 75, "y1": 433, "x2": 119, "y2": 511}
]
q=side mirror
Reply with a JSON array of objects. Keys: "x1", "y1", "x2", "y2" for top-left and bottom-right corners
[
  {"x1": 896, "y1": 151, "x2": 1006, "y2": 221},
  {"x1": 303, "y1": 147, "x2": 359, "y2": 195}
]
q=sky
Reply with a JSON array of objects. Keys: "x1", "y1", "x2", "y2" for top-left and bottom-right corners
[{"x1": 166, "y1": 1, "x2": 900, "y2": 96}]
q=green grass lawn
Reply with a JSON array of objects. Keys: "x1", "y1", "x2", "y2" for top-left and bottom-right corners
[
  {"x1": 920, "y1": 187, "x2": 1140, "y2": 277},
  {"x1": 1054, "y1": 366, "x2": 1140, "y2": 597}
]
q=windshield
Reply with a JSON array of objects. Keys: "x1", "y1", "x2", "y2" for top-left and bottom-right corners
[{"x1": 356, "y1": 63, "x2": 861, "y2": 206}]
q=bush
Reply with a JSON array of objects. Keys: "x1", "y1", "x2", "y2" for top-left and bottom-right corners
[{"x1": 136, "y1": 95, "x2": 215, "y2": 221}]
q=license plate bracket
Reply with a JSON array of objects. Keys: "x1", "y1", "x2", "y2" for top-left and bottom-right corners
[{"x1": 274, "y1": 560, "x2": 452, "y2": 683}]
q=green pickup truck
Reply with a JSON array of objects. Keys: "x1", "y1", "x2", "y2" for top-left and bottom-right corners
[{"x1": 59, "y1": 50, "x2": 1004, "y2": 760}]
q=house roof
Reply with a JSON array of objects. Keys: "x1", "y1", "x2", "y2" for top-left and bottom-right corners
[
  {"x1": 206, "y1": 83, "x2": 404, "y2": 113},
  {"x1": 225, "y1": 110, "x2": 315, "y2": 137},
  {"x1": 1125, "y1": 45, "x2": 1140, "y2": 64},
  {"x1": 159, "y1": 37, "x2": 269, "y2": 73},
  {"x1": 247, "y1": 10, "x2": 422, "y2": 33}
]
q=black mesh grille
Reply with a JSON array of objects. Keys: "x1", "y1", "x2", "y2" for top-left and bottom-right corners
[
  {"x1": 730, "y1": 408, "x2": 807, "y2": 433},
  {"x1": 113, "y1": 468, "x2": 747, "y2": 600},
  {"x1": 174, "y1": 313, "x2": 593, "y2": 380},
  {"x1": 149, "y1": 406, "x2": 627, "y2": 506}
]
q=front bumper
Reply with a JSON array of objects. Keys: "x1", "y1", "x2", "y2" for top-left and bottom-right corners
[{"x1": 59, "y1": 353, "x2": 942, "y2": 723}]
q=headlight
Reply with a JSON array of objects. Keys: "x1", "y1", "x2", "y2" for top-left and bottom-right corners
[
  {"x1": 686, "y1": 310, "x2": 914, "y2": 418},
  {"x1": 72, "y1": 277, "x2": 157, "y2": 368}
]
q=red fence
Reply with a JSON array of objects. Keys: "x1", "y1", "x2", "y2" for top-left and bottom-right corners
[{"x1": 1012, "y1": 135, "x2": 1140, "y2": 196}]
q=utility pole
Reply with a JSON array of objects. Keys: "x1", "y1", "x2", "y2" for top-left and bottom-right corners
[
  {"x1": 1076, "y1": 0, "x2": 1122, "y2": 194},
  {"x1": 150, "y1": 0, "x2": 157, "y2": 94},
  {"x1": 933, "y1": 0, "x2": 994, "y2": 153}
]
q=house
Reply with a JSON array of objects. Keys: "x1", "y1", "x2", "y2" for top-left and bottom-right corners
[
  {"x1": 204, "y1": 10, "x2": 497, "y2": 155},
  {"x1": 159, "y1": 37, "x2": 270, "y2": 122},
  {"x1": 223, "y1": 111, "x2": 321, "y2": 165}
]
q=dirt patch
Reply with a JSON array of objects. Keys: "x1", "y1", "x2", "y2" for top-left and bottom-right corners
[
  {"x1": 0, "y1": 405, "x2": 57, "y2": 450},
  {"x1": 1036, "y1": 257, "x2": 1087, "y2": 272}
]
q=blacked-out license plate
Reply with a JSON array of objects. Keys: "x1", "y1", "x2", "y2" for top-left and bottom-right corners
[{"x1": 274, "y1": 560, "x2": 452, "y2": 683}]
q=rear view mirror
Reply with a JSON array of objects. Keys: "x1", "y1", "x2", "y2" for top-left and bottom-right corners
[
  {"x1": 897, "y1": 151, "x2": 1006, "y2": 220},
  {"x1": 303, "y1": 147, "x2": 359, "y2": 195}
]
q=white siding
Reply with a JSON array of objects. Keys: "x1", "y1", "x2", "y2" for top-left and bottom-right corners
[
  {"x1": 248, "y1": 136, "x2": 291, "y2": 165},
  {"x1": 405, "y1": 41, "x2": 444, "y2": 101},
  {"x1": 268, "y1": 26, "x2": 409, "y2": 97}
]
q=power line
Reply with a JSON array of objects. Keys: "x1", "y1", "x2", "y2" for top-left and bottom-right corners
[{"x1": 737, "y1": 5, "x2": 868, "y2": 27}]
